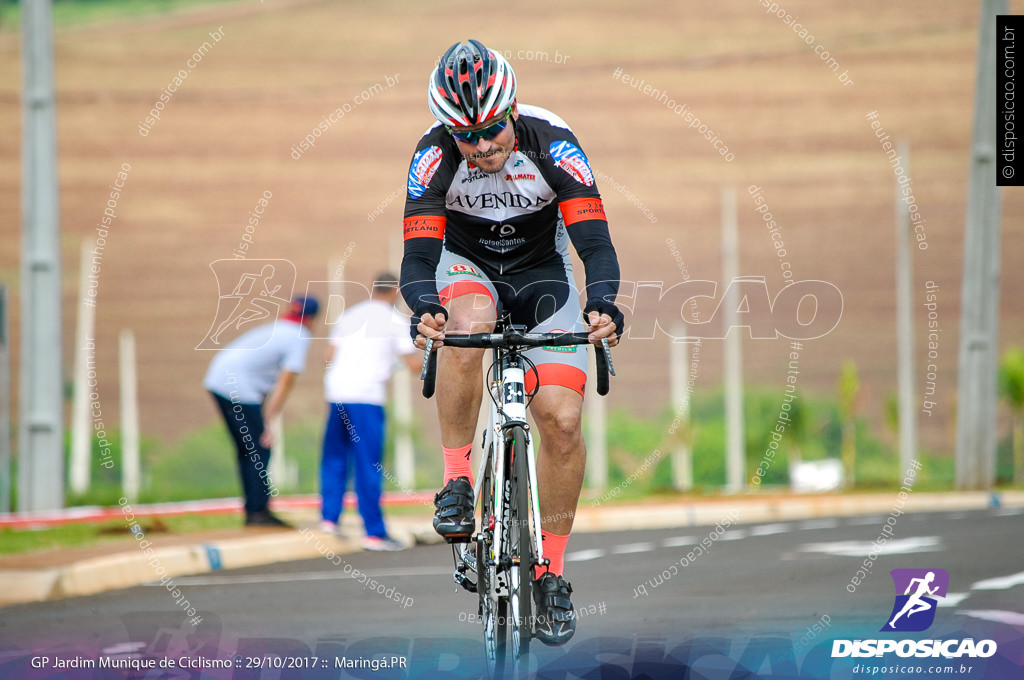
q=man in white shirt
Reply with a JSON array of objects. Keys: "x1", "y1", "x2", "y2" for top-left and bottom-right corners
[
  {"x1": 204, "y1": 296, "x2": 319, "y2": 527},
  {"x1": 321, "y1": 275, "x2": 420, "y2": 550}
]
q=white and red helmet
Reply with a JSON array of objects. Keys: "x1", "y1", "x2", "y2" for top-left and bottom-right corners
[{"x1": 428, "y1": 40, "x2": 517, "y2": 127}]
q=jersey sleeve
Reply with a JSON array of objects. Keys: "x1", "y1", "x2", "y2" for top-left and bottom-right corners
[
  {"x1": 542, "y1": 130, "x2": 621, "y2": 308},
  {"x1": 400, "y1": 128, "x2": 454, "y2": 325},
  {"x1": 281, "y1": 326, "x2": 312, "y2": 374}
]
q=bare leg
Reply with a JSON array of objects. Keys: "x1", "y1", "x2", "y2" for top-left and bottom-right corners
[
  {"x1": 436, "y1": 293, "x2": 496, "y2": 448},
  {"x1": 530, "y1": 386, "x2": 586, "y2": 536}
]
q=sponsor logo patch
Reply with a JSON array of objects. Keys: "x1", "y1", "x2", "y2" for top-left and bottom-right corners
[
  {"x1": 446, "y1": 264, "x2": 482, "y2": 278},
  {"x1": 549, "y1": 140, "x2": 594, "y2": 186},
  {"x1": 505, "y1": 173, "x2": 536, "y2": 182},
  {"x1": 408, "y1": 146, "x2": 443, "y2": 198}
]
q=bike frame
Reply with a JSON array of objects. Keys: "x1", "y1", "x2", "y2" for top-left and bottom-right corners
[{"x1": 465, "y1": 350, "x2": 544, "y2": 583}]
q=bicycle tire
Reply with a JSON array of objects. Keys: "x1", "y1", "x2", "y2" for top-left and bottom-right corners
[
  {"x1": 478, "y1": 445, "x2": 506, "y2": 676},
  {"x1": 508, "y1": 425, "x2": 533, "y2": 663}
]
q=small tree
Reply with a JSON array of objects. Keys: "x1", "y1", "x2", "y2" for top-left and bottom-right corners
[
  {"x1": 783, "y1": 395, "x2": 808, "y2": 471},
  {"x1": 998, "y1": 347, "x2": 1024, "y2": 485},
  {"x1": 838, "y1": 360, "x2": 860, "y2": 487}
]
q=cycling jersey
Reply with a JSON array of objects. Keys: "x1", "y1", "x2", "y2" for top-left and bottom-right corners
[{"x1": 400, "y1": 104, "x2": 620, "y2": 323}]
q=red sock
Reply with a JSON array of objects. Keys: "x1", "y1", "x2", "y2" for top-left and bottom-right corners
[
  {"x1": 536, "y1": 529, "x2": 570, "y2": 579},
  {"x1": 443, "y1": 443, "x2": 474, "y2": 485}
]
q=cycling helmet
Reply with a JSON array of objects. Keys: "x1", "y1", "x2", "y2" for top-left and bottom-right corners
[{"x1": 428, "y1": 39, "x2": 517, "y2": 127}]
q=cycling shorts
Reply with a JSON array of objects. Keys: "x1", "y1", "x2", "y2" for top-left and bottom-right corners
[{"x1": 435, "y1": 246, "x2": 588, "y2": 397}]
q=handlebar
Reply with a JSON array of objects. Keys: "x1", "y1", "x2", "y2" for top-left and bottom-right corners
[{"x1": 419, "y1": 328, "x2": 615, "y2": 398}]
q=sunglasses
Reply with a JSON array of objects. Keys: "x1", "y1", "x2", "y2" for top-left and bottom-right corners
[{"x1": 447, "y1": 109, "x2": 513, "y2": 144}]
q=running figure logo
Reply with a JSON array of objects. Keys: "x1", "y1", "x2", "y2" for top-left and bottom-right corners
[
  {"x1": 881, "y1": 568, "x2": 949, "y2": 632},
  {"x1": 195, "y1": 259, "x2": 296, "y2": 349}
]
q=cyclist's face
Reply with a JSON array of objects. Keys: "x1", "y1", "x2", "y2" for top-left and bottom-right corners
[{"x1": 451, "y1": 106, "x2": 518, "y2": 174}]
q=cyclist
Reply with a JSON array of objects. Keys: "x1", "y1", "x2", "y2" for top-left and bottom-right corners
[{"x1": 400, "y1": 39, "x2": 624, "y2": 646}]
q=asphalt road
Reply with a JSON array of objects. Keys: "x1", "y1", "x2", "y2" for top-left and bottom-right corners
[{"x1": 2, "y1": 507, "x2": 1022, "y2": 679}]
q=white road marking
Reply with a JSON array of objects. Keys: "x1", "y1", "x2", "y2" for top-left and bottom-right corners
[
  {"x1": 991, "y1": 507, "x2": 1024, "y2": 517},
  {"x1": 972, "y1": 571, "x2": 1024, "y2": 591},
  {"x1": 612, "y1": 542, "x2": 656, "y2": 555},
  {"x1": 799, "y1": 519, "x2": 839, "y2": 530},
  {"x1": 845, "y1": 515, "x2": 886, "y2": 526},
  {"x1": 158, "y1": 566, "x2": 451, "y2": 587},
  {"x1": 798, "y1": 536, "x2": 942, "y2": 557},
  {"x1": 749, "y1": 523, "x2": 790, "y2": 536},
  {"x1": 662, "y1": 536, "x2": 697, "y2": 548},
  {"x1": 959, "y1": 609, "x2": 1024, "y2": 626},
  {"x1": 566, "y1": 549, "x2": 605, "y2": 562},
  {"x1": 720, "y1": 530, "x2": 747, "y2": 541},
  {"x1": 938, "y1": 592, "x2": 971, "y2": 607}
]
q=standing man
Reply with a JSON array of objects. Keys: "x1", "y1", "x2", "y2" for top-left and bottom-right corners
[
  {"x1": 321, "y1": 274, "x2": 420, "y2": 551},
  {"x1": 204, "y1": 296, "x2": 320, "y2": 527},
  {"x1": 400, "y1": 40, "x2": 624, "y2": 645}
]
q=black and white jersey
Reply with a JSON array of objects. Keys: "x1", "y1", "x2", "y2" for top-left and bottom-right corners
[{"x1": 400, "y1": 104, "x2": 620, "y2": 318}]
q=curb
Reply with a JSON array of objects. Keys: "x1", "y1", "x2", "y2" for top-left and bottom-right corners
[{"x1": 1, "y1": 490, "x2": 1020, "y2": 608}]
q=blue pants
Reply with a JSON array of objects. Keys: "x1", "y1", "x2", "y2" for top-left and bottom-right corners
[
  {"x1": 321, "y1": 403, "x2": 387, "y2": 538},
  {"x1": 211, "y1": 392, "x2": 272, "y2": 514}
]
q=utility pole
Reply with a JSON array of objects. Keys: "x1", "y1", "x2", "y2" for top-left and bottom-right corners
[
  {"x1": 895, "y1": 140, "x2": 917, "y2": 473},
  {"x1": 19, "y1": 0, "x2": 64, "y2": 511},
  {"x1": 722, "y1": 186, "x2": 745, "y2": 492},
  {"x1": 955, "y1": 0, "x2": 1005, "y2": 489}
]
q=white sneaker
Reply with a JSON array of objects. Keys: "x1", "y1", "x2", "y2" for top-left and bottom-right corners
[
  {"x1": 319, "y1": 520, "x2": 339, "y2": 534},
  {"x1": 362, "y1": 536, "x2": 405, "y2": 551}
]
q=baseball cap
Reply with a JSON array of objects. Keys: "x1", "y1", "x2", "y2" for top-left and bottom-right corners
[{"x1": 290, "y1": 296, "x2": 320, "y2": 318}]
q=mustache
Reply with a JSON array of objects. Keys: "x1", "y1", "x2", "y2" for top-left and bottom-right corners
[{"x1": 469, "y1": 151, "x2": 503, "y2": 161}]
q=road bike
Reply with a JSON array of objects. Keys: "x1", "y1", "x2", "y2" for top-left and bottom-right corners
[{"x1": 420, "y1": 323, "x2": 614, "y2": 677}]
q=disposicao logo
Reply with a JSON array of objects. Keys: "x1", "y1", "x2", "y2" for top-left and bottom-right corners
[
  {"x1": 832, "y1": 568, "x2": 998, "y2": 659},
  {"x1": 882, "y1": 568, "x2": 948, "y2": 632}
]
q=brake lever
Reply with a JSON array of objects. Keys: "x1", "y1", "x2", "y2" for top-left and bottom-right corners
[
  {"x1": 600, "y1": 338, "x2": 616, "y2": 376},
  {"x1": 420, "y1": 338, "x2": 434, "y2": 380}
]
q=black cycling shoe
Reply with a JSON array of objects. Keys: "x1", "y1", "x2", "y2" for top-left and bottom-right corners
[
  {"x1": 533, "y1": 573, "x2": 576, "y2": 646},
  {"x1": 433, "y1": 476, "x2": 475, "y2": 541}
]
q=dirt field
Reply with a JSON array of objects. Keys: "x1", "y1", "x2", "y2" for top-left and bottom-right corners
[{"x1": 1, "y1": 0, "x2": 1022, "y2": 459}]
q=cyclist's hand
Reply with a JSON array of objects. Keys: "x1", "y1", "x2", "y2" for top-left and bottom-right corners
[
  {"x1": 415, "y1": 311, "x2": 447, "y2": 349},
  {"x1": 586, "y1": 310, "x2": 619, "y2": 347}
]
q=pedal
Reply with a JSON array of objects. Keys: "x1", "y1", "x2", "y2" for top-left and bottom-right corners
[
  {"x1": 453, "y1": 570, "x2": 478, "y2": 593},
  {"x1": 443, "y1": 534, "x2": 472, "y2": 544}
]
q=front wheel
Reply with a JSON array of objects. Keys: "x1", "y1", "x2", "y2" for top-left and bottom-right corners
[
  {"x1": 478, "y1": 449, "x2": 505, "y2": 677},
  {"x1": 508, "y1": 425, "x2": 534, "y2": 664}
]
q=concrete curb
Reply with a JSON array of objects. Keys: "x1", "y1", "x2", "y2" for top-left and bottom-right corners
[{"x1": 1, "y1": 491, "x2": 1020, "y2": 608}]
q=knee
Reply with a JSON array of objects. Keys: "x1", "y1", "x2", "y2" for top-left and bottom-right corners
[{"x1": 535, "y1": 405, "x2": 583, "y2": 454}]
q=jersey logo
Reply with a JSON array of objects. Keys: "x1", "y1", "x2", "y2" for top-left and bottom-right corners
[
  {"x1": 541, "y1": 328, "x2": 578, "y2": 353},
  {"x1": 447, "y1": 264, "x2": 482, "y2": 278},
  {"x1": 408, "y1": 146, "x2": 443, "y2": 199},
  {"x1": 505, "y1": 173, "x2": 536, "y2": 182},
  {"x1": 549, "y1": 140, "x2": 594, "y2": 186}
]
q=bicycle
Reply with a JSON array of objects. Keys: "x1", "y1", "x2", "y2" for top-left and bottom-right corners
[{"x1": 419, "y1": 323, "x2": 614, "y2": 677}]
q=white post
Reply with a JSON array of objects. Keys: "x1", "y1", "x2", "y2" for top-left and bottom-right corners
[
  {"x1": 327, "y1": 256, "x2": 345, "y2": 324},
  {"x1": 722, "y1": 185, "x2": 745, "y2": 493},
  {"x1": 19, "y1": 0, "x2": 64, "y2": 512},
  {"x1": 269, "y1": 411, "x2": 287, "y2": 491},
  {"x1": 70, "y1": 239, "x2": 97, "y2": 495},
  {"x1": 895, "y1": 140, "x2": 917, "y2": 473},
  {"x1": 0, "y1": 285, "x2": 11, "y2": 512},
  {"x1": 955, "y1": 0, "x2": 1006, "y2": 489},
  {"x1": 670, "y1": 321, "x2": 693, "y2": 491},
  {"x1": 586, "y1": 346, "x2": 608, "y2": 492},
  {"x1": 118, "y1": 329, "x2": 140, "y2": 502},
  {"x1": 389, "y1": 231, "x2": 416, "y2": 489}
]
